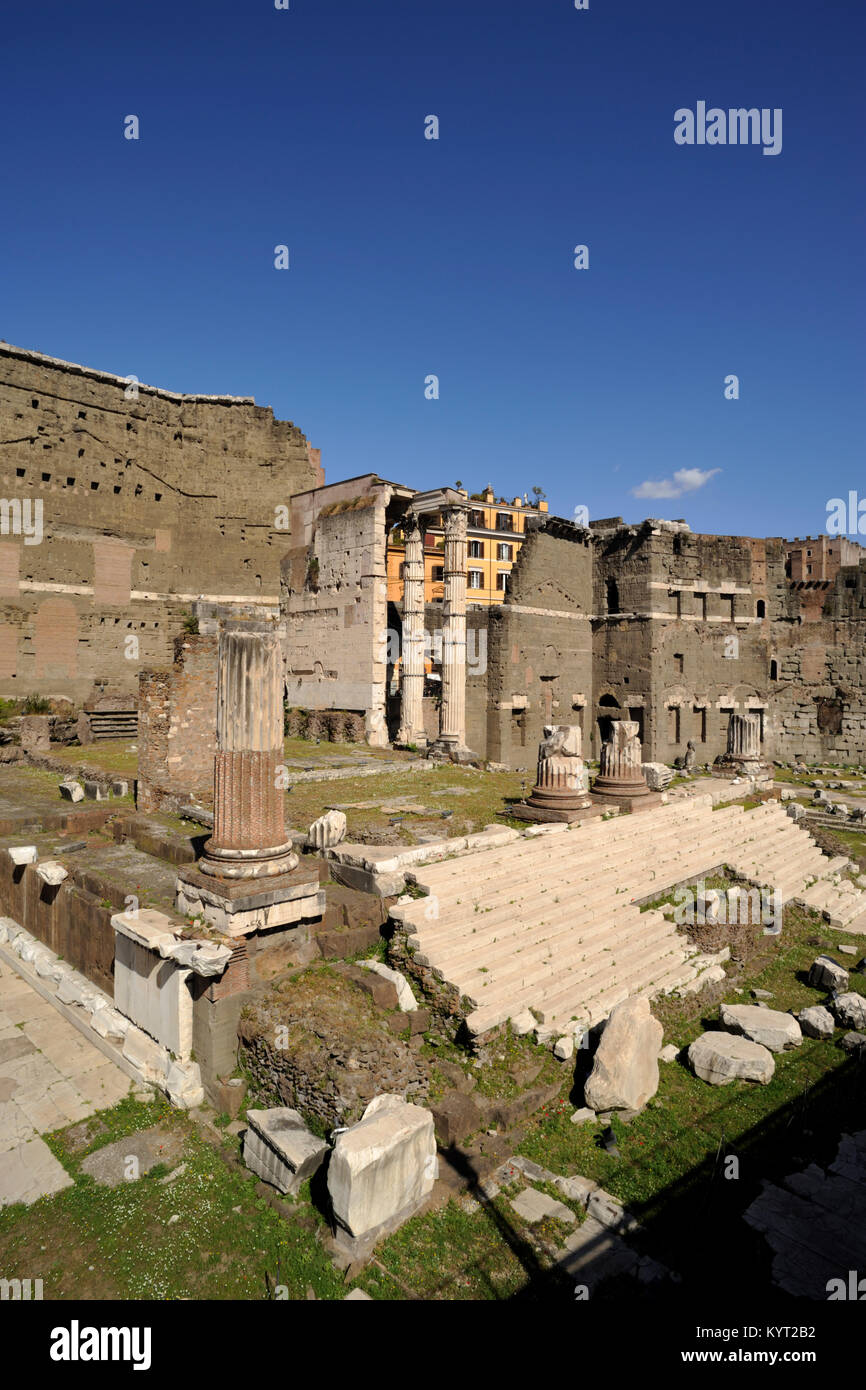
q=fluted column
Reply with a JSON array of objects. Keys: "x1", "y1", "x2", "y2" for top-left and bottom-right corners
[
  {"x1": 727, "y1": 712, "x2": 761, "y2": 760},
  {"x1": 437, "y1": 506, "x2": 468, "y2": 750},
  {"x1": 527, "y1": 724, "x2": 589, "y2": 810},
  {"x1": 396, "y1": 519, "x2": 427, "y2": 747},
  {"x1": 592, "y1": 719, "x2": 650, "y2": 797},
  {"x1": 200, "y1": 621, "x2": 298, "y2": 879}
]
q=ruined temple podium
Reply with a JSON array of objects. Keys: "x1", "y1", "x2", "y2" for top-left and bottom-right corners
[
  {"x1": 591, "y1": 719, "x2": 662, "y2": 813},
  {"x1": 175, "y1": 620, "x2": 323, "y2": 938},
  {"x1": 510, "y1": 724, "x2": 598, "y2": 824}
]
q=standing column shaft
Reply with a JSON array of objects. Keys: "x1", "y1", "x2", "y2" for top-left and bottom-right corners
[
  {"x1": 396, "y1": 519, "x2": 427, "y2": 746},
  {"x1": 201, "y1": 622, "x2": 297, "y2": 879},
  {"x1": 438, "y1": 507, "x2": 468, "y2": 747},
  {"x1": 728, "y1": 713, "x2": 760, "y2": 759}
]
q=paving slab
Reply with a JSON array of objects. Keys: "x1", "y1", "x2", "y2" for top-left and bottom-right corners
[
  {"x1": 0, "y1": 960, "x2": 132, "y2": 1154},
  {"x1": 0, "y1": 1099, "x2": 36, "y2": 1152},
  {"x1": 79, "y1": 1124, "x2": 186, "y2": 1187},
  {"x1": 0, "y1": 1135, "x2": 73, "y2": 1206}
]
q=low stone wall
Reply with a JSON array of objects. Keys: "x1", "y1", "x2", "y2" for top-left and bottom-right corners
[
  {"x1": 0, "y1": 854, "x2": 116, "y2": 995},
  {"x1": 284, "y1": 708, "x2": 365, "y2": 742},
  {"x1": 238, "y1": 971, "x2": 429, "y2": 1132}
]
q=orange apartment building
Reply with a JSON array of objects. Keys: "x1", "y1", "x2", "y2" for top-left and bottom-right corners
[{"x1": 386, "y1": 484, "x2": 549, "y2": 605}]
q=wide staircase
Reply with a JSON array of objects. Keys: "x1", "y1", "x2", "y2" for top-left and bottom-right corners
[{"x1": 391, "y1": 796, "x2": 865, "y2": 1040}]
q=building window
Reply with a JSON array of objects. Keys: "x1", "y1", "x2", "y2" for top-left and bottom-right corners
[
  {"x1": 770, "y1": 659, "x2": 778, "y2": 681},
  {"x1": 496, "y1": 571, "x2": 508, "y2": 591},
  {"x1": 468, "y1": 569, "x2": 483, "y2": 589},
  {"x1": 756, "y1": 599, "x2": 766, "y2": 618},
  {"x1": 674, "y1": 652, "x2": 684, "y2": 674},
  {"x1": 468, "y1": 540, "x2": 484, "y2": 559},
  {"x1": 669, "y1": 706, "x2": 681, "y2": 742},
  {"x1": 693, "y1": 706, "x2": 707, "y2": 742},
  {"x1": 672, "y1": 590, "x2": 682, "y2": 618},
  {"x1": 806, "y1": 549, "x2": 812, "y2": 557},
  {"x1": 497, "y1": 543, "x2": 513, "y2": 561},
  {"x1": 432, "y1": 565, "x2": 444, "y2": 583},
  {"x1": 806, "y1": 564, "x2": 812, "y2": 575},
  {"x1": 721, "y1": 592, "x2": 735, "y2": 620},
  {"x1": 469, "y1": 509, "x2": 485, "y2": 528},
  {"x1": 495, "y1": 512, "x2": 514, "y2": 532},
  {"x1": 694, "y1": 591, "x2": 707, "y2": 620}
]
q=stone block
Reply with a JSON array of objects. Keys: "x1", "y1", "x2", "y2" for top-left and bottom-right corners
[
  {"x1": 808, "y1": 955, "x2": 849, "y2": 992},
  {"x1": 510, "y1": 1187, "x2": 576, "y2": 1225},
  {"x1": 56, "y1": 973, "x2": 99, "y2": 1009},
  {"x1": 333, "y1": 962, "x2": 399, "y2": 1010},
  {"x1": 798, "y1": 1005, "x2": 835, "y2": 1040},
  {"x1": 642, "y1": 762, "x2": 673, "y2": 791},
  {"x1": 430, "y1": 1092, "x2": 483, "y2": 1146},
  {"x1": 212, "y1": 1076, "x2": 248, "y2": 1119},
  {"x1": 831, "y1": 993, "x2": 866, "y2": 1031},
  {"x1": 718, "y1": 1003, "x2": 802, "y2": 1053},
  {"x1": 59, "y1": 780, "x2": 84, "y2": 802},
  {"x1": 19, "y1": 715, "x2": 51, "y2": 754},
  {"x1": 587, "y1": 1188, "x2": 641, "y2": 1233},
  {"x1": 35, "y1": 860, "x2": 68, "y2": 886},
  {"x1": 688, "y1": 1031, "x2": 775, "y2": 1085},
  {"x1": 83, "y1": 781, "x2": 109, "y2": 801},
  {"x1": 89, "y1": 1006, "x2": 129, "y2": 1039},
  {"x1": 584, "y1": 995, "x2": 662, "y2": 1112},
  {"x1": 111, "y1": 780, "x2": 129, "y2": 797},
  {"x1": 360, "y1": 960, "x2": 417, "y2": 1011},
  {"x1": 243, "y1": 1109, "x2": 329, "y2": 1195},
  {"x1": 328, "y1": 1094, "x2": 437, "y2": 1251},
  {"x1": 554, "y1": 1173, "x2": 598, "y2": 1205},
  {"x1": 308, "y1": 810, "x2": 347, "y2": 849},
  {"x1": 122, "y1": 1025, "x2": 169, "y2": 1085},
  {"x1": 165, "y1": 1060, "x2": 205, "y2": 1110},
  {"x1": 113, "y1": 931, "x2": 194, "y2": 1059},
  {"x1": 7, "y1": 846, "x2": 37, "y2": 865}
]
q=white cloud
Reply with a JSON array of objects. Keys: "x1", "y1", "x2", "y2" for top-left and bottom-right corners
[{"x1": 631, "y1": 467, "x2": 721, "y2": 500}]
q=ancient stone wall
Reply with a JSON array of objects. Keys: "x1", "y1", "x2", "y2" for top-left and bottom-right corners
[
  {"x1": 768, "y1": 559, "x2": 866, "y2": 761},
  {"x1": 137, "y1": 633, "x2": 218, "y2": 812},
  {"x1": 592, "y1": 524, "x2": 775, "y2": 763},
  {"x1": 0, "y1": 343, "x2": 321, "y2": 704},
  {"x1": 282, "y1": 476, "x2": 404, "y2": 746},
  {"x1": 485, "y1": 524, "x2": 594, "y2": 770}
]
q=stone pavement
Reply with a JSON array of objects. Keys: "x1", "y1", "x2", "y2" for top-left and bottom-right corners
[
  {"x1": 743, "y1": 1129, "x2": 866, "y2": 1299},
  {"x1": 0, "y1": 957, "x2": 133, "y2": 1207}
]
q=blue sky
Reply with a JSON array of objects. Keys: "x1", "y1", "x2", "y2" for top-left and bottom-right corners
[{"x1": 1, "y1": 0, "x2": 863, "y2": 538}]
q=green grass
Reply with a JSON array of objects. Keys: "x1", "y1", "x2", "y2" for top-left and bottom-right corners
[
  {"x1": 516, "y1": 901, "x2": 864, "y2": 1220},
  {"x1": 0, "y1": 1099, "x2": 347, "y2": 1301},
  {"x1": 284, "y1": 764, "x2": 526, "y2": 844},
  {"x1": 51, "y1": 740, "x2": 139, "y2": 778},
  {"x1": 351, "y1": 1192, "x2": 573, "y2": 1300}
]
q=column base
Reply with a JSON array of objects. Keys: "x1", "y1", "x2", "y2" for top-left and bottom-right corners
[
  {"x1": 591, "y1": 783, "x2": 663, "y2": 814},
  {"x1": 176, "y1": 863, "x2": 324, "y2": 939},
  {"x1": 509, "y1": 798, "x2": 598, "y2": 825},
  {"x1": 711, "y1": 756, "x2": 772, "y2": 779},
  {"x1": 198, "y1": 839, "x2": 299, "y2": 880},
  {"x1": 395, "y1": 728, "x2": 428, "y2": 750}
]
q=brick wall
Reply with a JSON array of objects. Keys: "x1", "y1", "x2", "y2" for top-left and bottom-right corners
[
  {"x1": 0, "y1": 343, "x2": 322, "y2": 704},
  {"x1": 137, "y1": 633, "x2": 218, "y2": 810}
]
